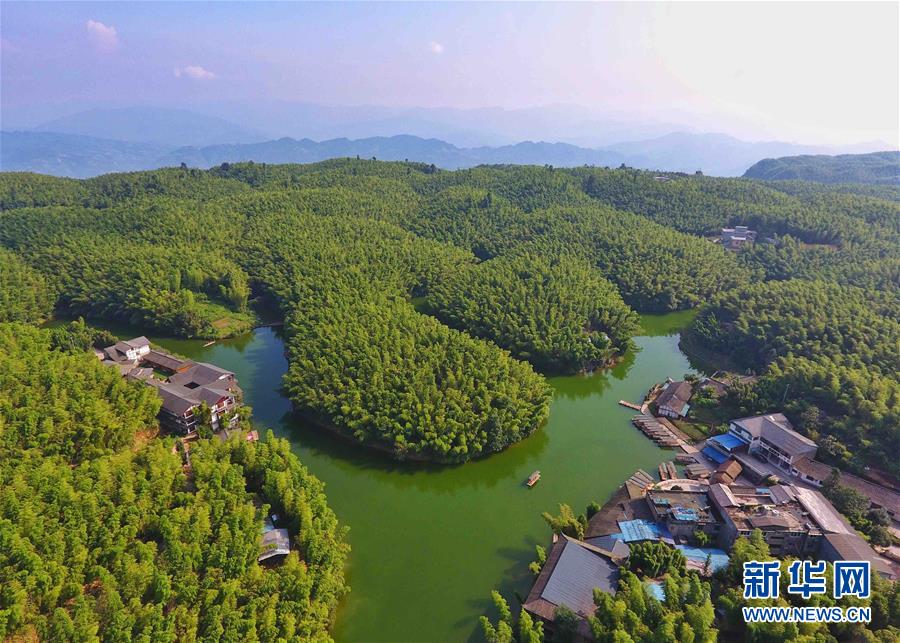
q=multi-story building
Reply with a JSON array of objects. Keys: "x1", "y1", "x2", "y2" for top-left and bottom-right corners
[
  {"x1": 151, "y1": 361, "x2": 242, "y2": 434},
  {"x1": 719, "y1": 413, "x2": 818, "y2": 475}
]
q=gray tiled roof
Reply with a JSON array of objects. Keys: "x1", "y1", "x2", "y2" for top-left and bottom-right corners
[
  {"x1": 540, "y1": 535, "x2": 620, "y2": 616},
  {"x1": 733, "y1": 413, "x2": 817, "y2": 455},
  {"x1": 656, "y1": 381, "x2": 693, "y2": 414},
  {"x1": 154, "y1": 383, "x2": 197, "y2": 416},
  {"x1": 169, "y1": 362, "x2": 234, "y2": 388},
  {"x1": 823, "y1": 533, "x2": 894, "y2": 578}
]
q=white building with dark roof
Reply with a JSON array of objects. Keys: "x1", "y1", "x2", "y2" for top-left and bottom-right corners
[
  {"x1": 654, "y1": 380, "x2": 693, "y2": 419},
  {"x1": 728, "y1": 413, "x2": 817, "y2": 474},
  {"x1": 103, "y1": 336, "x2": 151, "y2": 363}
]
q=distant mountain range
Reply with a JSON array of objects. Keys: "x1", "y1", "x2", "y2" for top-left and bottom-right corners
[
  {"x1": 743, "y1": 151, "x2": 900, "y2": 184},
  {"x1": 33, "y1": 107, "x2": 265, "y2": 148},
  {"x1": 2, "y1": 106, "x2": 896, "y2": 179}
]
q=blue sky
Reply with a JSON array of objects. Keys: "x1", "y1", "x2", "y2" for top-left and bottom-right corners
[{"x1": 2, "y1": 2, "x2": 898, "y2": 145}]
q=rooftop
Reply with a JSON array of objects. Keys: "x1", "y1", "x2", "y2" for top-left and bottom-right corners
[
  {"x1": 655, "y1": 381, "x2": 693, "y2": 414},
  {"x1": 823, "y1": 533, "x2": 895, "y2": 579},
  {"x1": 523, "y1": 535, "x2": 620, "y2": 621},
  {"x1": 169, "y1": 362, "x2": 235, "y2": 388},
  {"x1": 710, "y1": 483, "x2": 851, "y2": 536},
  {"x1": 143, "y1": 349, "x2": 190, "y2": 373},
  {"x1": 731, "y1": 413, "x2": 817, "y2": 455},
  {"x1": 647, "y1": 489, "x2": 720, "y2": 525},
  {"x1": 258, "y1": 528, "x2": 291, "y2": 562}
]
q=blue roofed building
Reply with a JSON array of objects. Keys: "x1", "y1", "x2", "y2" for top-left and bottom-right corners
[{"x1": 702, "y1": 432, "x2": 749, "y2": 464}]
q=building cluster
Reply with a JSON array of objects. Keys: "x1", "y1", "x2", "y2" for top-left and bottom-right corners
[
  {"x1": 524, "y1": 410, "x2": 898, "y2": 636},
  {"x1": 98, "y1": 336, "x2": 243, "y2": 435},
  {"x1": 720, "y1": 225, "x2": 757, "y2": 251}
]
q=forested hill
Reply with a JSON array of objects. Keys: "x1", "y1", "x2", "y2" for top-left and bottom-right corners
[
  {"x1": 1, "y1": 160, "x2": 898, "y2": 469},
  {"x1": 744, "y1": 150, "x2": 900, "y2": 184}
]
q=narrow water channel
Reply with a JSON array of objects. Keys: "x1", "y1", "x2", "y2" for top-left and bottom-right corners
[{"x1": 103, "y1": 312, "x2": 697, "y2": 642}]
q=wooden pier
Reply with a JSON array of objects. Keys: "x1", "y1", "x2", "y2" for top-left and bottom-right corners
[
  {"x1": 618, "y1": 400, "x2": 642, "y2": 411},
  {"x1": 631, "y1": 414, "x2": 681, "y2": 448}
]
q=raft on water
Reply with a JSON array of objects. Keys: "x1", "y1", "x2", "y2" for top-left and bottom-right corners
[{"x1": 526, "y1": 471, "x2": 541, "y2": 488}]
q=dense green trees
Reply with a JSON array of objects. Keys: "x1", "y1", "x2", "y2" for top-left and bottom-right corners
[
  {"x1": 0, "y1": 202, "x2": 253, "y2": 338},
  {"x1": 743, "y1": 151, "x2": 900, "y2": 184},
  {"x1": 479, "y1": 591, "x2": 544, "y2": 643},
  {"x1": 0, "y1": 323, "x2": 348, "y2": 640},
  {"x1": 722, "y1": 355, "x2": 900, "y2": 474},
  {"x1": 400, "y1": 186, "x2": 750, "y2": 312},
  {"x1": 426, "y1": 253, "x2": 639, "y2": 373},
  {"x1": 689, "y1": 280, "x2": 898, "y2": 375},
  {"x1": 590, "y1": 568, "x2": 717, "y2": 643},
  {"x1": 626, "y1": 541, "x2": 686, "y2": 578},
  {"x1": 0, "y1": 248, "x2": 53, "y2": 323},
  {"x1": 0, "y1": 323, "x2": 161, "y2": 461}
]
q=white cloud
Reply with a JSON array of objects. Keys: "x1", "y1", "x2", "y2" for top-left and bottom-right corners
[
  {"x1": 85, "y1": 19, "x2": 118, "y2": 52},
  {"x1": 174, "y1": 65, "x2": 216, "y2": 80},
  {"x1": 428, "y1": 41, "x2": 444, "y2": 55}
]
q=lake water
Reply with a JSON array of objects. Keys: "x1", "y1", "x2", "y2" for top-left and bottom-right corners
[{"x1": 128, "y1": 312, "x2": 696, "y2": 642}]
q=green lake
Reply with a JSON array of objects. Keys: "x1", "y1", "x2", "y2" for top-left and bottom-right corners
[{"x1": 118, "y1": 312, "x2": 696, "y2": 642}]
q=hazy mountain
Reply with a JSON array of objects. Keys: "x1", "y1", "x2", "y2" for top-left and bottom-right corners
[
  {"x1": 0, "y1": 131, "x2": 168, "y2": 178},
  {"x1": 605, "y1": 132, "x2": 851, "y2": 177},
  {"x1": 197, "y1": 101, "x2": 692, "y2": 148},
  {"x1": 743, "y1": 151, "x2": 900, "y2": 184},
  {"x1": 33, "y1": 107, "x2": 264, "y2": 148},
  {"x1": 160, "y1": 135, "x2": 625, "y2": 170},
  {"x1": 4, "y1": 129, "x2": 889, "y2": 179}
]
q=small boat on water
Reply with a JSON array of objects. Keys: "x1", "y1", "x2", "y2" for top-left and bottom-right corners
[
  {"x1": 526, "y1": 470, "x2": 541, "y2": 488},
  {"x1": 203, "y1": 340, "x2": 216, "y2": 347}
]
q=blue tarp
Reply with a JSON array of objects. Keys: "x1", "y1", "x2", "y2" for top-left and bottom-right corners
[
  {"x1": 644, "y1": 581, "x2": 666, "y2": 601},
  {"x1": 676, "y1": 545, "x2": 730, "y2": 572},
  {"x1": 672, "y1": 506, "x2": 698, "y2": 521},
  {"x1": 708, "y1": 433, "x2": 748, "y2": 451},
  {"x1": 702, "y1": 445, "x2": 729, "y2": 464},
  {"x1": 618, "y1": 519, "x2": 662, "y2": 542}
]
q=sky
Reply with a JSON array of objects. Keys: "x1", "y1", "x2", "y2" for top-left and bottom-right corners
[{"x1": 2, "y1": 1, "x2": 898, "y2": 146}]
